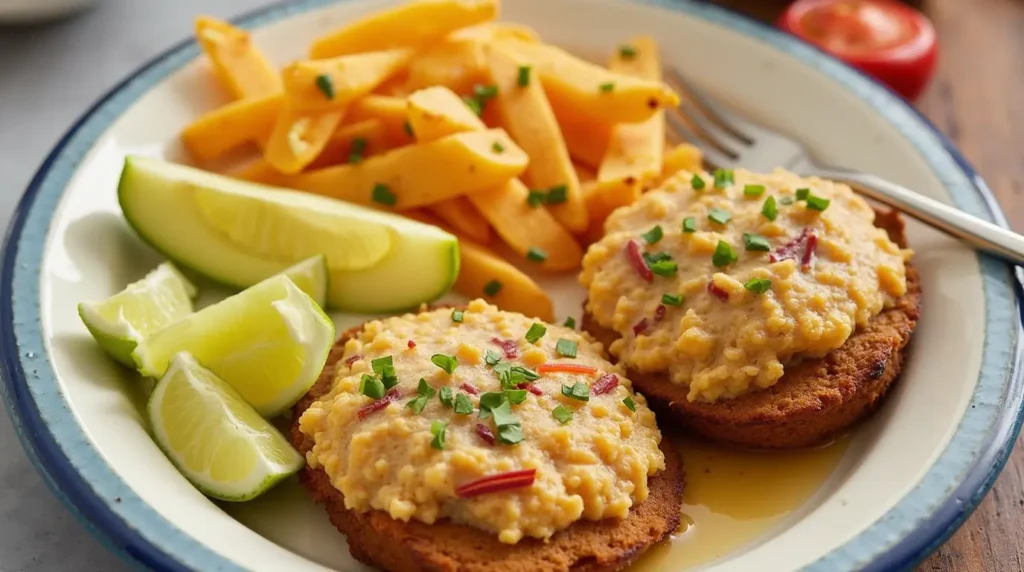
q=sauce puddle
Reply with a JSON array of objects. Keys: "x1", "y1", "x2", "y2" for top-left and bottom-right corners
[{"x1": 633, "y1": 435, "x2": 850, "y2": 570}]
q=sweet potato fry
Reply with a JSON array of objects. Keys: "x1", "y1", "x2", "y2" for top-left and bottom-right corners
[
  {"x1": 428, "y1": 197, "x2": 491, "y2": 244},
  {"x1": 348, "y1": 95, "x2": 418, "y2": 148},
  {"x1": 282, "y1": 49, "x2": 414, "y2": 111},
  {"x1": 658, "y1": 143, "x2": 704, "y2": 184},
  {"x1": 455, "y1": 237, "x2": 554, "y2": 322},
  {"x1": 194, "y1": 16, "x2": 281, "y2": 99},
  {"x1": 263, "y1": 106, "x2": 344, "y2": 174},
  {"x1": 181, "y1": 94, "x2": 281, "y2": 160}
]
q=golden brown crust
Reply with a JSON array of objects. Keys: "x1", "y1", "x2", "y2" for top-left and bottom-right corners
[
  {"x1": 581, "y1": 209, "x2": 921, "y2": 449},
  {"x1": 290, "y1": 321, "x2": 686, "y2": 572}
]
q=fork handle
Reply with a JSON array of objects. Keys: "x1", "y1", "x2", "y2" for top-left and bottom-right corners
[{"x1": 810, "y1": 167, "x2": 1024, "y2": 267}]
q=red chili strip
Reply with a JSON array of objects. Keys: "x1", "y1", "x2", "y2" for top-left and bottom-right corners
[
  {"x1": 356, "y1": 388, "x2": 400, "y2": 420},
  {"x1": 625, "y1": 240, "x2": 654, "y2": 283},
  {"x1": 456, "y1": 469, "x2": 537, "y2": 498},
  {"x1": 708, "y1": 281, "x2": 730, "y2": 302},
  {"x1": 633, "y1": 318, "x2": 649, "y2": 336},
  {"x1": 344, "y1": 354, "x2": 362, "y2": 367},
  {"x1": 474, "y1": 423, "x2": 496, "y2": 445},
  {"x1": 654, "y1": 304, "x2": 666, "y2": 322},
  {"x1": 490, "y1": 337, "x2": 519, "y2": 359},
  {"x1": 537, "y1": 363, "x2": 598, "y2": 375},
  {"x1": 519, "y1": 383, "x2": 543, "y2": 396},
  {"x1": 459, "y1": 382, "x2": 481, "y2": 395},
  {"x1": 592, "y1": 373, "x2": 619, "y2": 395},
  {"x1": 801, "y1": 233, "x2": 818, "y2": 267},
  {"x1": 407, "y1": 339, "x2": 416, "y2": 349}
]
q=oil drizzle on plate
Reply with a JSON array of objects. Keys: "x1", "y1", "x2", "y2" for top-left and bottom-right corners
[{"x1": 634, "y1": 435, "x2": 850, "y2": 570}]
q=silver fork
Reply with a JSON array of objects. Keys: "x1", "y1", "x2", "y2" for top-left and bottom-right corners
[{"x1": 663, "y1": 67, "x2": 1024, "y2": 267}]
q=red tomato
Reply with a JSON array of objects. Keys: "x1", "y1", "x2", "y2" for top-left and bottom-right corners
[{"x1": 778, "y1": 0, "x2": 938, "y2": 100}]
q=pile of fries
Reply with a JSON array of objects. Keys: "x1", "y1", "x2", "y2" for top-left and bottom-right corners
[{"x1": 180, "y1": 0, "x2": 703, "y2": 322}]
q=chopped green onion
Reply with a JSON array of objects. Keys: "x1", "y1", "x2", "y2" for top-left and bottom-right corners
[
  {"x1": 806, "y1": 195, "x2": 831, "y2": 211},
  {"x1": 744, "y1": 278, "x2": 772, "y2": 294},
  {"x1": 643, "y1": 251, "x2": 671, "y2": 265},
  {"x1": 761, "y1": 196, "x2": 778, "y2": 221},
  {"x1": 525, "y1": 323, "x2": 547, "y2": 343},
  {"x1": 371, "y1": 183, "x2": 396, "y2": 206},
  {"x1": 712, "y1": 240, "x2": 738, "y2": 267},
  {"x1": 474, "y1": 83, "x2": 499, "y2": 101},
  {"x1": 623, "y1": 396, "x2": 636, "y2": 412},
  {"x1": 430, "y1": 420, "x2": 448, "y2": 450},
  {"x1": 780, "y1": 196, "x2": 795, "y2": 205},
  {"x1": 527, "y1": 190, "x2": 547, "y2": 207},
  {"x1": 315, "y1": 74, "x2": 335, "y2": 100},
  {"x1": 479, "y1": 392, "x2": 506, "y2": 417},
  {"x1": 492, "y1": 141, "x2": 505, "y2": 153},
  {"x1": 462, "y1": 95, "x2": 483, "y2": 116},
  {"x1": 555, "y1": 339, "x2": 578, "y2": 358},
  {"x1": 662, "y1": 293, "x2": 684, "y2": 306},
  {"x1": 505, "y1": 389, "x2": 528, "y2": 405},
  {"x1": 691, "y1": 174, "x2": 706, "y2": 190},
  {"x1": 407, "y1": 378, "x2": 436, "y2": 414},
  {"x1": 517, "y1": 65, "x2": 532, "y2": 87},
  {"x1": 650, "y1": 259, "x2": 678, "y2": 277},
  {"x1": 348, "y1": 137, "x2": 368, "y2": 164},
  {"x1": 708, "y1": 207, "x2": 732, "y2": 225},
  {"x1": 454, "y1": 393, "x2": 474, "y2": 415},
  {"x1": 641, "y1": 225, "x2": 664, "y2": 244},
  {"x1": 795, "y1": 188, "x2": 810, "y2": 201},
  {"x1": 359, "y1": 374, "x2": 385, "y2": 399},
  {"x1": 561, "y1": 382, "x2": 590, "y2": 401},
  {"x1": 371, "y1": 356, "x2": 398, "y2": 389},
  {"x1": 743, "y1": 232, "x2": 772, "y2": 252},
  {"x1": 483, "y1": 280, "x2": 503, "y2": 297},
  {"x1": 431, "y1": 354, "x2": 458, "y2": 374},
  {"x1": 546, "y1": 185, "x2": 568, "y2": 204},
  {"x1": 619, "y1": 44, "x2": 637, "y2": 59},
  {"x1": 451, "y1": 309, "x2": 464, "y2": 323},
  {"x1": 713, "y1": 169, "x2": 734, "y2": 188},
  {"x1": 403, "y1": 121, "x2": 414, "y2": 137},
  {"x1": 484, "y1": 349, "x2": 502, "y2": 366},
  {"x1": 439, "y1": 386, "x2": 454, "y2": 408},
  {"x1": 599, "y1": 82, "x2": 615, "y2": 93},
  {"x1": 552, "y1": 404, "x2": 573, "y2": 424},
  {"x1": 491, "y1": 401, "x2": 524, "y2": 445},
  {"x1": 563, "y1": 316, "x2": 576, "y2": 329},
  {"x1": 743, "y1": 184, "x2": 766, "y2": 197},
  {"x1": 526, "y1": 247, "x2": 548, "y2": 263},
  {"x1": 682, "y1": 216, "x2": 697, "y2": 233},
  {"x1": 497, "y1": 424, "x2": 524, "y2": 445}
]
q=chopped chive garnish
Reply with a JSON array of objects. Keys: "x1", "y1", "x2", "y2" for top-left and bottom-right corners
[
  {"x1": 761, "y1": 196, "x2": 778, "y2": 221},
  {"x1": 795, "y1": 188, "x2": 810, "y2": 201},
  {"x1": 650, "y1": 259, "x2": 678, "y2": 277},
  {"x1": 505, "y1": 389, "x2": 528, "y2": 405},
  {"x1": 474, "y1": 83, "x2": 499, "y2": 101},
  {"x1": 479, "y1": 392, "x2": 506, "y2": 417},
  {"x1": 497, "y1": 424, "x2": 524, "y2": 445},
  {"x1": 743, "y1": 184, "x2": 766, "y2": 197},
  {"x1": 806, "y1": 195, "x2": 831, "y2": 211},
  {"x1": 743, "y1": 232, "x2": 772, "y2": 252},
  {"x1": 484, "y1": 349, "x2": 502, "y2": 366},
  {"x1": 599, "y1": 82, "x2": 615, "y2": 92},
  {"x1": 527, "y1": 190, "x2": 547, "y2": 207},
  {"x1": 517, "y1": 65, "x2": 532, "y2": 86},
  {"x1": 561, "y1": 382, "x2": 590, "y2": 402},
  {"x1": 556, "y1": 339, "x2": 578, "y2": 358},
  {"x1": 359, "y1": 374, "x2": 385, "y2": 399},
  {"x1": 491, "y1": 401, "x2": 523, "y2": 444},
  {"x1": 371, "y1": 183, "x2": 396, "y2": 206},
  {"x1": 744, "y1": 278, "x2": 772, "y2": 294},
  {"x1": 492, "y1": 141, "x2": 505, "y2": 153},
  {"x1": 641, "y1": 225, "x2": 664, "y2": 244},
  {"x1": 439, "y1": 386, "x2": 454, "y2": 407},
  {"x1": 691, "y1": 174, "x2": 706, "y2": 190},
  {"x1": 708, "y1": 207, "x2": 732, "y2": 225},
  {"x1": 712, "y1": 240, "x2": 738, "y2": 267},
  {"x1": 451, "y1": 309, "x2": 464, "y2": 323},
  {"x1": 483, "y1": 280, "x2": 503, "y2": 297},
  {"x1": 526, "y1": 247, "x2": 548, "y2": 263},
  {"x1": 431, "y1": 354, "x2": 458, "y2": 374},
  {"x1": 546, "y1": 185, "x2": 568, "y2": 204},
  {"x1": 454, "y1": 393, "x2": 474, "y2": 415},
  {"x1": 623, "y1": 396, "x2": 637, "y2": 412},
  {"x1": 619, "y1": 44, "x2": 637, "y2": 59},
  {"x1": 563, "y1": 316, "x2": 576, "y2": 329},
  {"x1": 403, "y1": 121, "x2": 414, "y2": 137},
  {"x1": 525, "y1": 323, "x2": 547, "y2": 343},
  {"x1": 780, "y1": 196, "x2": 795, "y2": 205},
  {"x1": 552, "y1": 404, "x2": 573, "y2": 424},
  {"x1": 662, "y1": 293, "x2": 684, "y2": 306},
  {"x1": 462, "y1": 95, "x2": 483, "y2": 116},
  {"x1": 682, "y1": 216, "x2": 697, "y2": 233},
  {"x1": 315, "y1": 74, "x2": 335, "y2": 100},
  {"x1": 407, "y1": 378, "x2": 436, "y2": 414},
  {"x1": 430, "y1": 420, "x2": 448, "y2": 450},
  {"x1": 643, "y1": 251, "x2": 671, "y2": 265},
  {"x1": 713, "y1": 169, "x2": 734, "y2": 188},
  {"x1": 371, "y1": 356, "x2": 398, "y2": 389},
  {"x1": 348, "y1": 137, "x2": 368, "y2": 164}
]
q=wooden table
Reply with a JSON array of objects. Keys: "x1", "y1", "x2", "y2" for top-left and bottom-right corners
[{"x1": 716, "y1": 1, "x2": 1024, "y2": 570}]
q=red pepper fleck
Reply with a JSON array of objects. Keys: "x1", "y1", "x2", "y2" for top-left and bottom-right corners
[
  {"x1": 537, "y1": 363, "x2": 598, "y2": 375},
  {"x1": 407, "y1": 339, "x2": 416, "y2": 349},
  {"x1": 708, "y1": 281, "x2": 730, "y2": 302},
  {"x1": 592, "y1": 373, "x2": 619, "y2": 395},
  {"x1": 654, "y1": 304, "x2": 666, "y2": 322},
  {"x1": 456, "y1": 469, "x2": 537, "y2": 498},
  {"x1": 459, "y1": 382, "x2": 481, "y2": 395},
  {"x1": 625, "y1": 240, "x2": 654, "y2": 283},
  {"x1": 518, "y1": 383, "x2": 543, "y2": 396},
  {"x1": 801, "y1": 233, "x2": 818, "y2": 267},
  {"x1": 770, "y1": 228, "x2": 817, "y2": 270},
  {"x1": 490, "y1": 337, "x2": 519, "y2": 359},
  {"x1": 474, "y1": 423, "x2": 496, "y2": 445},
  {"x1": 344, "y1": 354, "x2": 362, "y2": 367},
  {"x1": 633, "y1": 318, "x2": 649, "y2": 336},
  {"x1": 356, "y1": 388, "x2": 400, "y2": 420}
]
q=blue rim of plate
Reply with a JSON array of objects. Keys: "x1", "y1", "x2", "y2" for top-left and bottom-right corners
[{"x1": 0, "y1": 0, "x2": 1021, "y2": 571}]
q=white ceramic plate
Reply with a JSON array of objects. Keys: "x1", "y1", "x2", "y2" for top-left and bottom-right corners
[{"x1": 2, "y1": 1, "x2": 1022, "y2": 571}]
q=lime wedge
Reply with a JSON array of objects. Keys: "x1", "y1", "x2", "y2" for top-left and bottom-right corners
[
  {"x1": 118, "y1": 156, "x2": 459, "y2": 312},
  {"x1": 280, "y1": 254, "x2": 328, "y2": 308},
  {"x1": 133, "y1": 274, "x2": 334, "y2": 417},
  {"x1": 148, "y1": 352, "x2": 303, "y2": 501},
  {"x1": 78, "y1": 262, "x2": 197, "y2": 366}
]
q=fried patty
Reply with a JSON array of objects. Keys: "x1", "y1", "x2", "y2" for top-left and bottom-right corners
[
  {"x1": 581, "y1": 209, "x2": 921, "y2": 449},
  {"x1": 290, "y1": 323, "x2": 686, "y2": 572}
]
